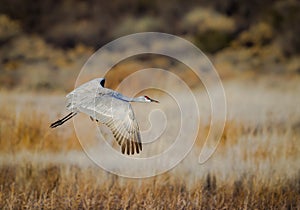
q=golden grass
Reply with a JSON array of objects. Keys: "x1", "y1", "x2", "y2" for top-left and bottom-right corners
[
  {"x1": 2, "y1": 164, "x2": 300, "y2": 209},
  {"x1": 0, "y1": 77, "x2": 300, "y2": 209},
  {"x1": 0, "y1": 164, "x2": 299, "y2": 209},
  {"x1": 0, "y1": 97, "x2": 81, "y2": 153}
]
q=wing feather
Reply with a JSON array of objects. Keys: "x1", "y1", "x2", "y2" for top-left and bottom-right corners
[
  {"x1": 66, "y1": 78, "x2": 105, "y2": 111},
  {"x1": 79, "y1": 94, "x2": 142, "y2": 155}
]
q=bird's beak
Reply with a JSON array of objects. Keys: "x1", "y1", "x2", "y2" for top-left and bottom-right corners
[{"x1": 150, "y1": 98, "x2": 159, "y2": 103}]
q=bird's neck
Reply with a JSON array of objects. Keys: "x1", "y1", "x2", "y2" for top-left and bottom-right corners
[
  {"x1": 113, "y1": 92, "x2": 146, "y2": 103},
  {"x1": 114, "y1": 93, "x2": 135, "y2": 102},
  {"x1": 116, "y1": 94, "x2": 144, "y2": 103},
  {"x1": 127, "y1": 97, "x2": 144, "y2": 102},
  {"x1": 123, "y1": 96, "x2": 135, "y2": 102},
  {"x1": 131, "y1": 97, "x2": 145, "y2": 102}
]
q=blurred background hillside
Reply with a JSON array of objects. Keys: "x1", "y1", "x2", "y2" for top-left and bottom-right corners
[{"x1": 0, "y1": 0, "x2": 299, "y2": 91}]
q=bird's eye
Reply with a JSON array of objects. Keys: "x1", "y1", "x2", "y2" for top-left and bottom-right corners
[{"x1": 144, "y1": 96, "x2": 150, "y2": 100}]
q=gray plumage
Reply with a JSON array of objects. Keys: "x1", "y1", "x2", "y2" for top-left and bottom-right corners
[{"x1": 50, "y1": 78, "x2": 159, "y2": 155}]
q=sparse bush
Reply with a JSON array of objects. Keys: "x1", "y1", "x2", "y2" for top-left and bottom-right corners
[
  {"x1": 231, "y1": 22, "x2": 274, "y2": 48},
  {"x1": 181, "y1": 7, "x2": 236, "y2": 53},
  {"x1": 214, "y1": 21, "x2": 284, "y2": 73},
  {"x1": 269, "y1": 0, "x2": 300, "y2": 56},
  {"x1": 0, "y1": 34, "x2": 92, "y2": 91},
  {"x1": 111, "y1": 16, "x2": 164, "y2": 38},
  {"x1": 0, "y1": 14, "x2": 21, "y2": 43}
]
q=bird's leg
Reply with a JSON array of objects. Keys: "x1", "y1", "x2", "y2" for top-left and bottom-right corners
[
  {"x1": 50, "y1": 112, "x2": 77, "y2": 128},
  {"x1": 89, "y1": 116, "x2": 99, "y2": 122}
]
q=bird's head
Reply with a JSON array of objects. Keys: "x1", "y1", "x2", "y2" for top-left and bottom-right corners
[{"x1": 143, "y1": 95, "x2": 159, "y2": 103}]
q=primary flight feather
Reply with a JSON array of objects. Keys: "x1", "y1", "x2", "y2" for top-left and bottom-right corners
[{"x1": 50, "y1": 78, "x2": 159, "y2": 155}]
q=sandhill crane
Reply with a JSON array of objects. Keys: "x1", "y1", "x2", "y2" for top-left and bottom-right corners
[{"x1": 50, "y1": 78, "x2": 159, "y2": 155}]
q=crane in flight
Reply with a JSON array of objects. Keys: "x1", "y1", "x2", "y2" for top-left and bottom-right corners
[{"x1": 50, "y1": 78, "x2": 159, "y2": 155}]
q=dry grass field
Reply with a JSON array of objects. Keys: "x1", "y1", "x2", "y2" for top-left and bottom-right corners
[
  {"x1": 0, "y1": 75, "x2": 299, "y2": 209},
  {"x1": 1, "y1": 0, "x2": 300, "y2": 209}
]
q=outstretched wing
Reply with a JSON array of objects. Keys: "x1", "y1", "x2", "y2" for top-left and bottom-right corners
[
  {"x1": 78, "y1": 95, "x2": 142, "y2": 155},
  {"x1": 66, "y1": 78, "x2": 105, "y2": 111}
]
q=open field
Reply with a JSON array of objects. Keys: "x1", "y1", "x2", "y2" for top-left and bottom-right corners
[
  {"x1": 1, "y1": 0, "x2": 300, "y2": 208},
  {"x1": 0, "y1": 75, "x2": 299, "y2": 209}
]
